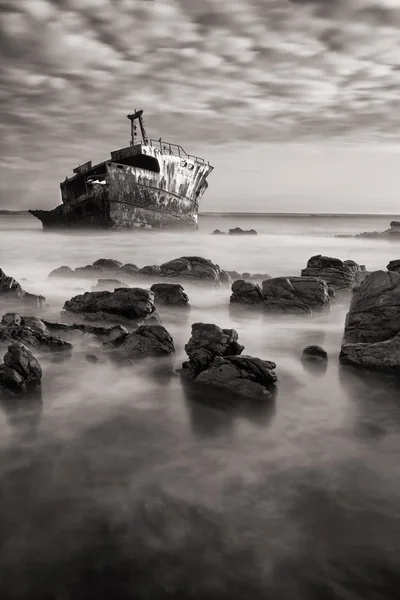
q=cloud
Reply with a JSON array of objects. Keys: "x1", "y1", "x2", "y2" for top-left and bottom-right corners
[{"x1": 0, "y1": 0, "x2": 399, "y2": 208}]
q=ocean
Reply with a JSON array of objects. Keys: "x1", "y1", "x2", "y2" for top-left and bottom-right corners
[{"x1": 1, "y1": 212, "x2": 400, "y2": 599}]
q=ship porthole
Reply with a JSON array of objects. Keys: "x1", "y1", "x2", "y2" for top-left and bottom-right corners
[
  {"x1": 188, "y1": 163, "x2": 194, "y2": 170},
  {"x1": 180, "y1": 160, "x2": 187, "y2": 167}
]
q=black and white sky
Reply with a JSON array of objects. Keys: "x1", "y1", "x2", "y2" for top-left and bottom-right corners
[{"x1": 1, "y1": 0, "x2": 400, "y2": 212}]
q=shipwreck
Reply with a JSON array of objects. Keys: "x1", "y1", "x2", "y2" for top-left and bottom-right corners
[{"x1": 30, "y1": 111, "x2": 213, "y2": 230}]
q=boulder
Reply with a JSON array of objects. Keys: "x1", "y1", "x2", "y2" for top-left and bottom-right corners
[
  {"x1": 302, "y1": 345, "x2": 328, "y2": 363},
  {"x1": 48, "y1": 266, "x2": 74, "y2": 278},
  {"x1": 0, "y1": 268, "x2": 45, "y2": 307},
  {"x1": 119, "y1": 264, "x2": 139, "y2": 276},
  {"x1": 387, "y1": 260, "x2": 400, "y2": 274},
  {"x1": 116, "y1": 325, "x2": 174, "y2": 359},
  {"x1": 228, "y1": 228, "x2": 257, "y2": 235},
  {"x1": 63, "y1": 287, "x2": 155, "y2": 324},
  {"x1": 74, "y1": 265, "x2": 104, "y2": 278},
  {"x1": 195, "y1": 355, "x2": 276, "y2": 399},
  {"x1": 159, "y1": 257, "x2": 231, "y2": 287},
  {"x1": 182, "y1": 322, "x2": 244, "y2": 378},
  {"x1": 230, "y1": 280, "x2": 264, "y2": 306},
  {"x1": 91, "y1": 279, "x2": 128, "y2": 292},
  {"x1": 0, "y1": 321, "x2": 72, "y2": 353},
  {"x1": 0, "y1": 343, "x2": 42, "y2": 395},
  {"x1": 138, "y1": 265, "x2": 162, "y2": 277},
  {"x1": 212, "y1": 229, "x2": 226, "y2": 235},
  {"x1": 262, "y1": 276, "x2": 331, "y2": 315},
  {"x1": 342, "y1": 271, "x2": 400, "y2": 345},
  {"x1": 301, "y1": 255, "x2": 357, "y2": 290},
  {"x1": 340, "y1": 334, "x2": 400, "y2": 373},
  {"x1": 150, "y1": 283, "x2": 190, "y2": 308},
  {"x1": 92, "y1": 258, "x2": 122, "y2": 269}
]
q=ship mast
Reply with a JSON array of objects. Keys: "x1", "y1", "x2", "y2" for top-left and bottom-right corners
[{"x1": 127, "y1": 110, "x2": 148, "y2": 146}]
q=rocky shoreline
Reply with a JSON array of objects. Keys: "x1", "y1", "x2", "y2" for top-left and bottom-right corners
[{"x1": 1, "y1": 253, "x2": 399, "y2": 403}]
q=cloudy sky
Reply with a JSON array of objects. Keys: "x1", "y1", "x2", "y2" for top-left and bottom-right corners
[{"x1": 1, "y1": 0, "x2": 399, "y2": 213}]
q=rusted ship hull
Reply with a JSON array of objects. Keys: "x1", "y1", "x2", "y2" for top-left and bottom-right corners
[{"x1": 30, "y1": 134, "x2": 213, "y2": 230}]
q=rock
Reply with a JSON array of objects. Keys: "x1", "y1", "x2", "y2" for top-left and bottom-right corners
[
  {"x1": 342, "y1": 271, "x2": 400, "y2": 345},
  {"x1": 340, "y1": 334, "x2": 400, "y2": 373},
  {"x1": 48, "y1": 266, "x2": 74, "y2": 278},
  {"x1": 63, "y1": 287, "x2": 155, "y2": 324},
  {"x1": 91, "y1": 279, "x2": 128, "y2": 292},
  {"x1": 92, "y1": 258, "x2": 122, "y2": 269},
  {"x1": 85, "y1": 354, "x2": 99, "y2": 364},
  {"x1": 150, "y1": 283, "x2": 190, "y2": 308},
  {"x1": 21, "y1": 317, "x2": 48, "y2": 334},
  {"x1": 302, "y1": 345, "x2": 328, "y2": 363},
  {"x1": 116, "y1": 325, "x2": 174, "y2": 359},
  {"x1": 262, "y1": 276, "x2": 331, "y2": 315},
  {"x1": 301, "y1": 255, "x2": 357, "y2": 290},
  {"x1": 227, "y1": 271, "x2": 243, "y2": 281},
  {"x1": 1, "y1": 313, "x2": 22, "y2": 327},
  {"x1": 159, "y1": 257, "x2": 231, "y2": 287},
  {"x1": 138, "y1": 265, "x2": 162, "y2": 277},
  {"x1": 0, "y1": 343, "x2": 42, "y2": 394},
  {"x1": 103, "y1": 325, "x2": 130, "y2": 348},
  {"x1": 354, "y1": 221, "x2": 400, "y2": 239},
  {"x1": 230, "y1": 280, "x2": 264, "y2": 306},
  {"x1": 74, "y1": 265, "x2": 104, "y2": 278},
  {"x1": 212, "y1": 229, "x2": 226, "y2": 235},
  {"x1": 194, "y1": 355, "x2": 276, "y2": 399},
  {"x1": 0, "y1": 268, "x2": 45, "y2": 307},
  {"x1": 119, "y1": 264, "x2": 139, "y2": 276},
  {"x1": 387, "y1": 260, "x2": 400, "y2": 274},
  {"x1": 0, "y1": 322, "x2": 72, "y2": 353},
  {"x1": 228, "y1": 227, "x2": 257, "y2": 235},
  {"x1": 243, "y1": 273, "x2": 271, "y2": 282},
  {"x1": 182, "y1": 323, "x2": 244, "y2": 378}
]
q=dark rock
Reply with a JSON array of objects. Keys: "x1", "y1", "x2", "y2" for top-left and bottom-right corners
[
  {"x1": 74, "y1": 265, "x2": 104, "y2": 278},
  {"x1": 63, "y1": 287, "x2": 155, "y2": 324},
  {"x1": 0, "y1": 343, "x2": 42, "y2": 394},
  {"x1": 116, "y1": 325, "x2": 174, "y2": 359},
  {"x1": 301, "y1": 255, "x2": 357, "y2": 290},
  {"x1": 21, "y1": 316, "x2": 48, "y2": 334},
  {"x1": 262, "y1": 276, "x2": 331, "y2": 315},
  {"x1": 103, "y1": 325, "x2": 130, "y2": 348},
  {"x1": 354, "y1": 221, "x2": 400, "y2": 239},
  {"x1": 92, "y1": 259, "x2": 122, "y2": 269},
  {"x1": 340, "y1": 334, "x2": 400, "y2": 373},
  {"x1": 302, "y1": 345, "x2": 328, "y2": 363},
  {"x1": 150, "y1": 283, "x2": 190, "y2": 308},
  {"x1": 1, "y1": 313, "x2": 22, "y2": 327},
  {"x1": 138, "y1": 265, "x2": 162, "y2": 277},
  {"x1": 194, "y1": 355, "x2": 276, "y2": 399},
  {"x1": 182, "y1": 322, "x2": 244, "y2": 378},
  {"x1": 387, "y1": 259, "x2": 400, "y2": 274},
  {"x1": 91, "y1": 279, "x2": 128, "y2": 292},
  {"x1": 245, "y1": 273, "x2": 271, "y2": 282},
  {"x1": 0, "y1": 268, "x2": 45, "y2": 307},
  {"x1": 230, "y1": 280, "x2": 264, "y2": 306},
  {"x1": 212, "y1": 229, "x2": 226, "y2": 235},
  {"x1": 119, "y1": 264, "x2": 139, "y2": 276},
  {"x1": 85, "y1": 354, "x2": 99, "y2": 364},
  {"x1": 227, "y1": 271, "x2": 243, "y2": 281},
  {"x1": 48, "y1": 266, "x2": 74, "y2": 278},
  {"x1": 342, "y1": 270, "x2": 400, "y2": 345},
  {"x1": 159, "y1": 257, "x2": 231, "y2": 287},
  {"x1": 0, "y1": 324, "x2": 72, "y2": 353},
  {"x1": 228, "y1": 227, "x2": 257, "y2": 235}
]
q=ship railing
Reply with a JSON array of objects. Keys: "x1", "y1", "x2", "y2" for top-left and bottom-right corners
[{"x1": 149, "y1": 139, "x2": 208, "y2": 165}]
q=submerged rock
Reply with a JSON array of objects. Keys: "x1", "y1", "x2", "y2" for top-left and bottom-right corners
[
  {"x1": 301, "y1": 255, "x2": 357, "y2": 290},
  {"x1": 262, "y1": 276, "x2": 331, "y2": 315},
  {"x1": 150, "y1": 283, "x2": 190, "y2": 308},
  {"x1": 63, "y1": 287, "x2": 155, "y2": 324},
  {"x1": 340, "y1": 270, "x2": 400, "y2": 372},
  {"x1": 195, "y1": 355, "x2": 277, "y2": 399},
  {"x1": 0, "y1": 343, "x2": 42, "y2": 395},
  {"x1": 0, "y1": 268, "x2": 45, "y2": 308},
  {"x1": 116, "y1": 325, "x2": 174, "y2": 359},
  {"x1": 302, "y1": 345, "x2": 328, "y2": 363},
  {"x1": 230, "y1": 280, "x2": 264, "y2": 306}
]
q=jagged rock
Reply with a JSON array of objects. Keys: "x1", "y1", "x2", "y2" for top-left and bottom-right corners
[
  {"x1": 262, "y1": 276, "x2": 331, "y2": 315},
  {"x1": 159, "y1": 257, "x2": 231, "y2": 287},
  {"x1": 48, "y1": 266, "x2": 74, "y2": 278},
  {"x1": 116, "y1": 325, "x2": 174, "y2": 359},
  {"x1": 387, "y1": 260, "x2": 400, "y2": 274},
  {"x1": 1, "y1": 313, "x2": 22, "y2": 327},
  {"x1": 91, "y1": 279, "x2": 128, "y2": 292},
  {"x1": 2, "y1": 313, "x2": 49, "y2": 334},
  {"x1": 63, "y1": 287, "x2": 155, "y2": 324},
  {"x1": 212, "y1": 229, "x2": 226, "y2": 235},
  {"x1": 92, "y1": 259, "x2": 122, "y2": 269},
  {"x1": 0, "y1": 343, "x2": 42, "y2": 394},
  {"x1": 0, "y1": 268, "x2": 45, "y2": 307},
  {"x1": 103, "y1": 325, "x2": 130, "y2": 348},
  {"x1": 342, "y1": 270, "x2": 400, "y2": 345},
  {"x1": 182, "y1": 323, "x2": 244, "y2": 378},
  {"x1": 194, "y1": 355, "x2": 276, "y2": 399},
  {"x1": 230, "y1": 280, "x2": 264, "y2": 306},
  {"x1": 150, "y1": 283, "x2": 190, "y2": 308},
  {"x1": 302, "y1": 345, "x2": 328, "y2": 363},
  {"x1": 0, "y1": 322, "x2": 72, "y2": 353},
  {"x1": 301, "y1": 255, "x2": 357, "y2": 290},
  {"x1": 340, "y1": 334, "x2": 400, "y2": 373},
  {"x1": 228, "y1": 228, "x2": 257, "y2": 235}
]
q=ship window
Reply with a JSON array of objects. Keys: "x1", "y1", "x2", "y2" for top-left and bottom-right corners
[{"x1": 120, "y1": 154, "x2": 160, "y2": 173}]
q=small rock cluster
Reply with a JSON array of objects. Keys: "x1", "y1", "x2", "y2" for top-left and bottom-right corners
[
  {"x1": 212, "y1": 228, "x2": 258, "y2": 235},
  {"x1": 150, "y1": 283, "x2": 190, "y2": 309},
  {"x1": 180, "y1": 323, "x2": 277, "y2": 399}
]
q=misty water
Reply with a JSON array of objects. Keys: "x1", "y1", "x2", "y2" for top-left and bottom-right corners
[{"x1": 1, "y1": 213, "x2": 400, "y2": 600}]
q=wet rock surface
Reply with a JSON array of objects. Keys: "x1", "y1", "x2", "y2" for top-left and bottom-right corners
[
  {"x1": 158, "y1": 257, "x2": 231, "y2": 287},
  {"x1": 340, "y1": 270, "x2": 400, "y2": 372},
  {"x1": 150, "y1": 283, "x2": 190, "y2": 308},
  {"x1": 301, "y1": 255, "x2": 358, "y2": 290},
  {"x1": 0, "y1": 314, "x2": 72, "y2": 353},
  {"x1": 262, "y1": 276, "x2": 331, "y2": 315},
  {"x1": 115, "y1": 325, "x2": 174, "y2": 360},
  {"x1": 0, "y1": 343, "x2": 42, "y2": 395},
  {"x1": 1, "y1": 268, "x2": 45, "y2": 308},
  {"x1": 230, "y1": 280, "x2": 264, "y2": 306}
]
